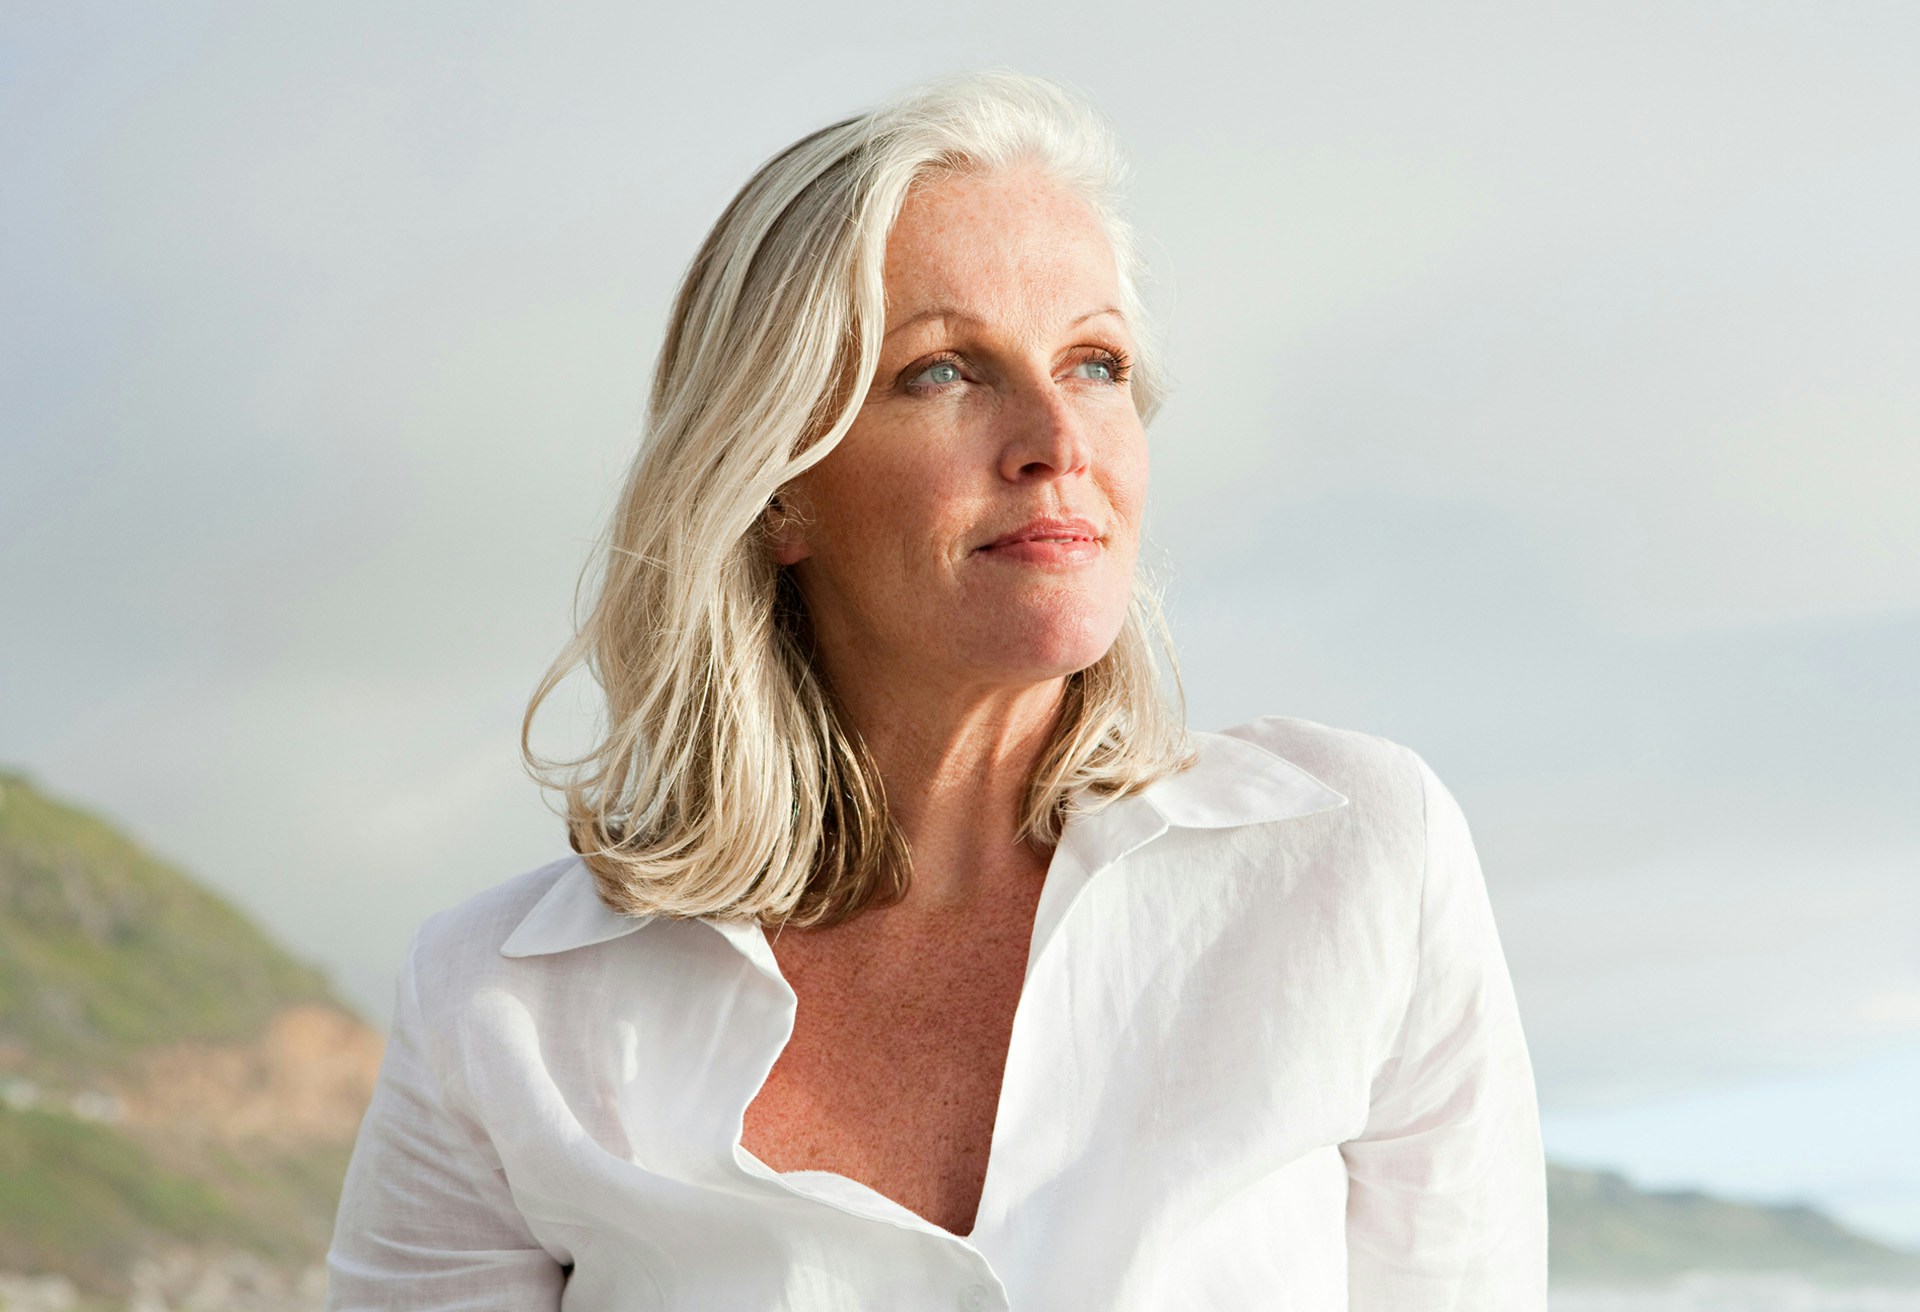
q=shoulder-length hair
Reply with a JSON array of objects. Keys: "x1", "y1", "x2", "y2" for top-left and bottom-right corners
[{"x1": 523, "y1": 70, "x2": 1196, "y2": 928}]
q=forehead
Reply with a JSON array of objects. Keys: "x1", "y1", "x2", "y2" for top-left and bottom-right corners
[{"x1": 880, "y1": 167, "x2": 1122, "y2": 322}]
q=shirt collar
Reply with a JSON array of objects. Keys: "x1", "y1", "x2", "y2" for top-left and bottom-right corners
[
  {"x1": 499, "y1": 727, "x2": 1348, "y2": 960},
  {"x1": 1140, "y1": 726, "x2": 1350, "y2": 830}
]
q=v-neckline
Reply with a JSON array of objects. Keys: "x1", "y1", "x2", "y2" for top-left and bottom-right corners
[{"x1": 718, "y1": 833, "x2": 1094, "y2": 1244}]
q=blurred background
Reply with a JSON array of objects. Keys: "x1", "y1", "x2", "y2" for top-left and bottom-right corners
[{"x1": 2, "y1": 2, "x2": 1915, "y2": 1307}]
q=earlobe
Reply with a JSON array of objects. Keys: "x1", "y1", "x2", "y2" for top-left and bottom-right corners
[{"x1": 764, "y1": 496, "x2": 811, "y2": 567}]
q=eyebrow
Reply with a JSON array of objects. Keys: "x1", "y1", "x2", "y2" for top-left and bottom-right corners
[{"x1": 882, "y1": 304, "x2": 1127, "y2": 341}]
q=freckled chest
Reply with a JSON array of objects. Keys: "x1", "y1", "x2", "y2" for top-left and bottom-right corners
[{"x1": 738, "y1": 884, "x2": 1046, "y2": 1237}]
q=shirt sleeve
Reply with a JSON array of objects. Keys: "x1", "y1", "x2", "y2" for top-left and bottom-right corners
[
  {"x1": 326, "y1": 930, "x2": 567, "y2": 1311},
  {"x1": 1339, "y1": 749, "x2": 1550, "y2": 1309}
]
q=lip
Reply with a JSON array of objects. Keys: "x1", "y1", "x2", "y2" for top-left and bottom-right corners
[
  {"x1": 976, "y1": 516, "x2": 1103, "y2": 553},
  {"x1": 974, "y1": 516, "x2": 1105, "y2": 569}
]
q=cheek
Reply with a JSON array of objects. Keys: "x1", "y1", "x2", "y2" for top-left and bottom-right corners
[
  {"x1": 1105, "y1": 428, "x2": 1151, "y2": 534},
  {"x1": 809, "y1": 448, "x2": 968, "y2": 579}
]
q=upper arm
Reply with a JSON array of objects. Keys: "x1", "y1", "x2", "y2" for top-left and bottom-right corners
[
  {"x1": 326, "y1": 933, "x2": 567, "y2": 1311},
  {"x1": 1339, "y1": 748, "x2": 1549, "y2": 1309}
]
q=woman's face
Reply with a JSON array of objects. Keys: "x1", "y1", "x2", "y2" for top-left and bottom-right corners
[{"x1": 770, "y1": 166, "x2": 1148, "y2": 696}]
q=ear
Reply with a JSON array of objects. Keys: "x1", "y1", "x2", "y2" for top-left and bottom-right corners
[{"x1": 763, "y1": 494, "x2": 812, "y2": 567}]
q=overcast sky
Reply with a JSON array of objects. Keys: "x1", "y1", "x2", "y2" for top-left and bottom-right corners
[{"x1": 3, "y1": 0, "x2": 1916, "y2": 1249}]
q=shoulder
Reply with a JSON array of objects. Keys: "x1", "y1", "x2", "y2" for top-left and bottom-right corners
[
  {"x1": 1211, "y1": 713, "x2": 1430, "y2": 819},
  {"x1": 1213, "y1": 715, "x2": 1484, "y2": 904},
  {"x1": 402, "y1": 855, "x2": 580, "y2": 997},
  {"x1": 1205, "y1": 713, "x2": 1476, "y2": 893}
]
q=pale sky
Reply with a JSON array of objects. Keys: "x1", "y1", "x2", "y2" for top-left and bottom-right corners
[{"x1": 3, "y1": 1, "x2": 1916, "y2": 1248}]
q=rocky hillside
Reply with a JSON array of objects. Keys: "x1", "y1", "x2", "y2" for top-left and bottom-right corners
[{"x1": 0, "y1": 770, "x2": 382, "y2": 1306}]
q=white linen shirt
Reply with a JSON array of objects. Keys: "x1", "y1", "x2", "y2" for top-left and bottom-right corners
[{"x1": 326, "y1": 715, "x2": 1548, "y2": 1310}]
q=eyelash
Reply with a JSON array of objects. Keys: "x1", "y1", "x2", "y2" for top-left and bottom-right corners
[{"x1": 903, "y1": 348, "x2": 1134, "y2": 393}]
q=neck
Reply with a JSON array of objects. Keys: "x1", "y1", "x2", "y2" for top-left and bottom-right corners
[{"x1": 824, "y1": 661, "x2": 1067, "y2": 911}]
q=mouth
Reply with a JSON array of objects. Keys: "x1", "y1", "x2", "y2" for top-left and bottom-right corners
[
  {"x1": 975, "y1": 517, "x2": 1104, "y2": 553},
  {"x1": 974, "y1": 521, "x2": 1105, "y2": 568}
]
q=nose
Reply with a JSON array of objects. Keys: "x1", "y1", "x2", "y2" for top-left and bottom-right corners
[{"x1": 997, "y1": 383, "x2": 1093, "y2": 484}]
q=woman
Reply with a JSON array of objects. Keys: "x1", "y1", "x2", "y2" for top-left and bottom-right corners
[{"x1": 328, "y1": 71, "x2": 1547, "y2": 1310}]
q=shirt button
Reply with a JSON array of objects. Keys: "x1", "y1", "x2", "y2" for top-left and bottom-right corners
[{"x1": 958, "y1": 1285, "x2": 993, "y2": 1312}]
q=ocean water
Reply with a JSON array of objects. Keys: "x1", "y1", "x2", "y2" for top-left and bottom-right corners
[{"x1": 1553, "y1": 1275, "x2": 1920, "y2": 1311}]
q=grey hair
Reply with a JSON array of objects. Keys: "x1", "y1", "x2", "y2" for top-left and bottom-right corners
[{"x1": 523, "y1": 70, "x2": 1195, "y2": 928}]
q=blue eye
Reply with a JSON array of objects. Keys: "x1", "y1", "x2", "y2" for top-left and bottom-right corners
[
  {"x1": 912, "y1": 359, "x2": 962, "y2": 388},
  {"x1": 1071, "y1": 353, "x2": 1131, "y2": 385}
]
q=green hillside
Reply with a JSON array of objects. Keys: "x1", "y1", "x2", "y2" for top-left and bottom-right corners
[
  {"x1": 1548, "y1": 1161, "x2": 1920, "y2": 1285},
  {"x1": 0, "y1": 771, "x2": 370, "y2": 1299},
  {"x1": 0, "y1": 1106, "x2": 331, "y2": 1279},
  {"x1": 0, "y1": 769, "x2": 341, "y2": 1087}
]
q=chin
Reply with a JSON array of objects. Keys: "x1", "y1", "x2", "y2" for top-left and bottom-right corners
[{"x1": 966, "y1": 604, "x2": 1128, "y2": 681}]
